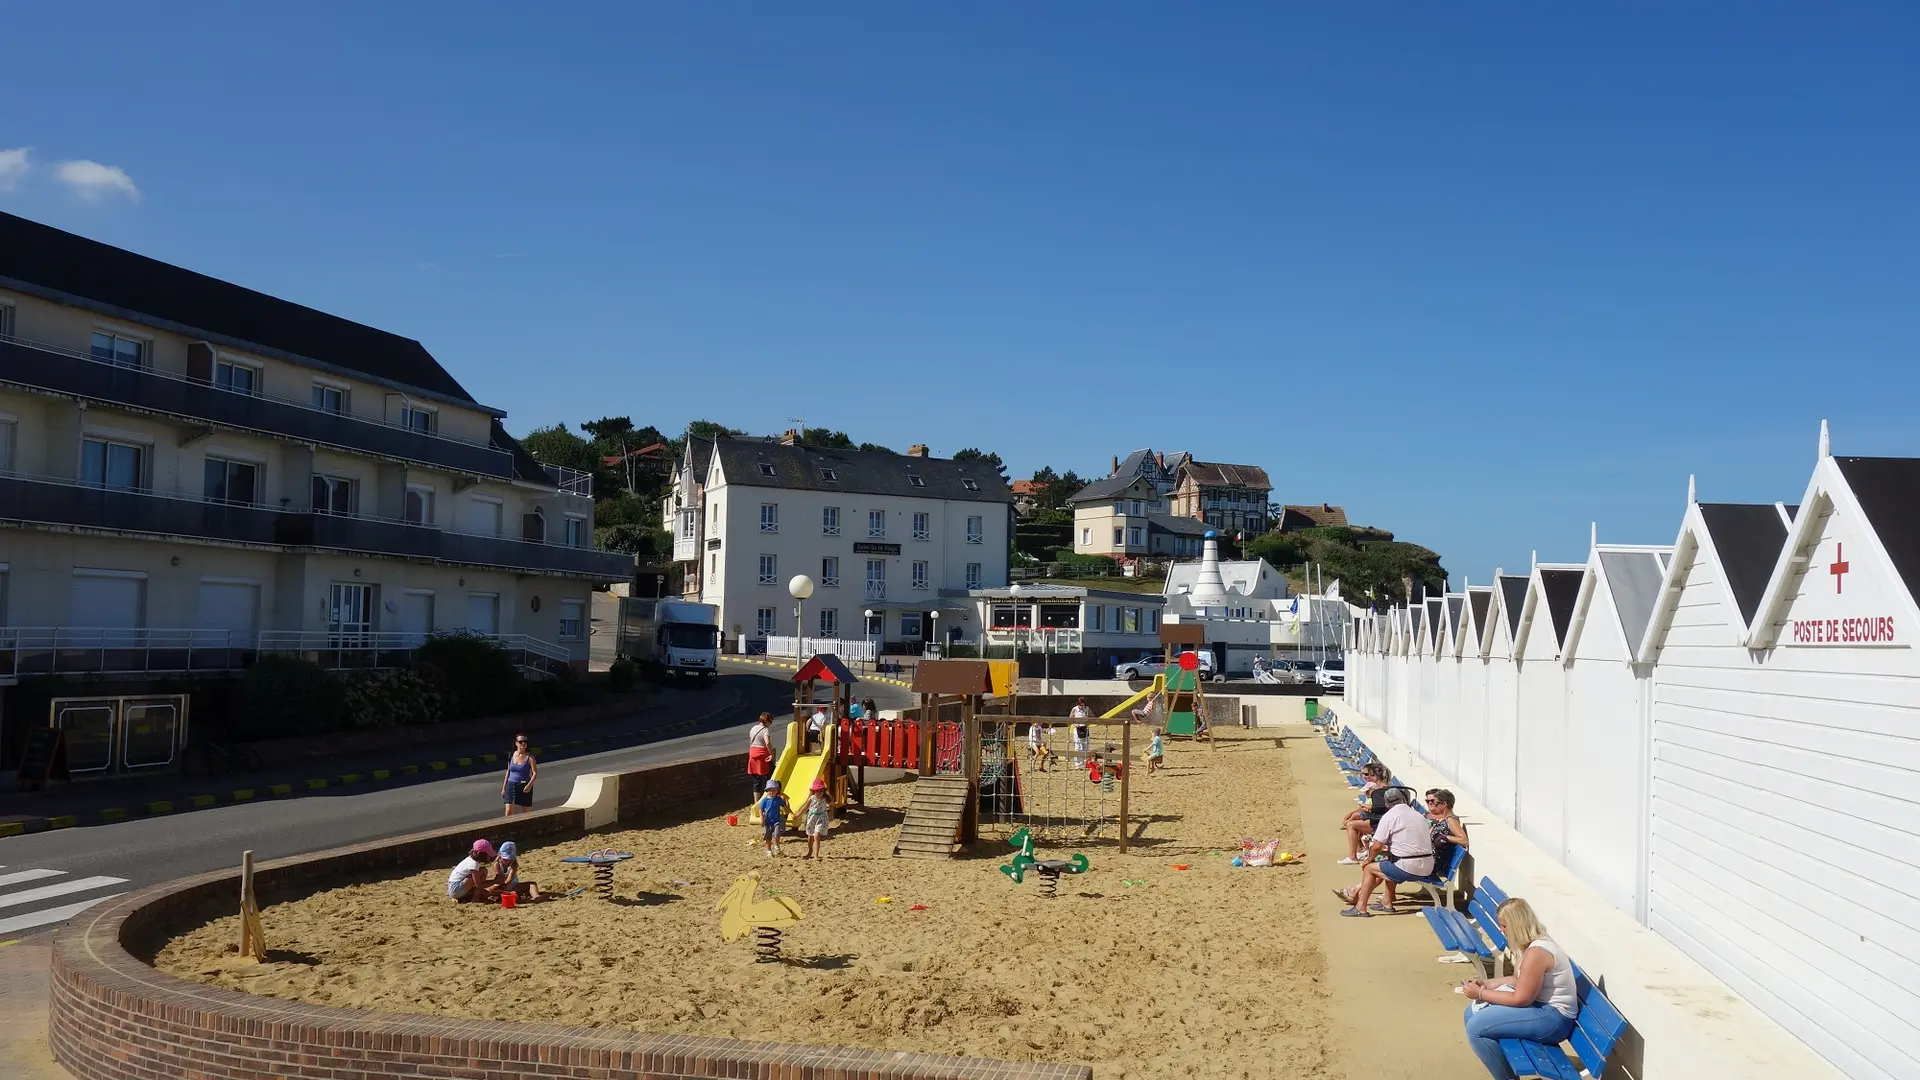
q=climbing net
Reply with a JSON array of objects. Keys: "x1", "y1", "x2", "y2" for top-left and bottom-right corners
[{"x1": 979, "y1": 720, "x2": 1128, "y2": 843}]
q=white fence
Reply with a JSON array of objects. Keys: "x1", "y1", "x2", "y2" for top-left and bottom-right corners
[{"x1": 762, "y1": 636, "x2": 878, "y2": 661}]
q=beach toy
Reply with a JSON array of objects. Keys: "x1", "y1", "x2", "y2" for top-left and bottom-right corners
[
  {"x1": 501, "y1": 891, "x2": 517, "y2": 908},
  {"x1": 875, "y1": 896, "x2": 892, "y2": 904},
  {"x1": 1172, "y1": 864, "x2": 1191, "y2": 871},
  {"x1": 910, "y1": 903, "x2": 931, "y2": 911},
  {"x1": 1231, "y1": 856, "x2": 1245, "y2": 867},
  {"x1": 1121, "y1": 878, "x2": 1147, "y2": 887},
  {"x1": 727, "y1": 813, "x2": 739, "y2": 826}
]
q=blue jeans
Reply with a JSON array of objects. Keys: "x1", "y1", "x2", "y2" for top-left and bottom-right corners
[{"x1": 1463, "y1": 1003, "x2": 1576, "y2": 1079}]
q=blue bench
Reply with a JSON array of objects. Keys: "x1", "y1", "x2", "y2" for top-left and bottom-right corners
[
  {"x1": 1499, "y1": 971, "x2": 1630, "y2": 1080},
  {"x1": 1400, "y1": 843, "x2": 1469, "y2": 909},
  {"x1": 1423, "y1": 875, "x2": 1512, "y2": 978}
]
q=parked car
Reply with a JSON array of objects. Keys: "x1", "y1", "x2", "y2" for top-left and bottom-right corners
[
  {"x1": 1115, "y1": 651, "x2": 1216, "y2": 681},
  {"x1": 1291, "y1": 660, "x2": 1319, "y2": 682},
  {"x1": 1252, "y1": 657, "x2": 1304, "y2": 684},
  {"x1": 1316, "y1": 658, "x2": 1346, "y2": 690}
]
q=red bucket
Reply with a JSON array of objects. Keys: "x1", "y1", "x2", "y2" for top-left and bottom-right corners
[
  {"x1": 727, "y1": 813, "x2": 739, "y2": 827},
  {"x1": 501, "y1": 891, "x2": 517, "y2": 909}
]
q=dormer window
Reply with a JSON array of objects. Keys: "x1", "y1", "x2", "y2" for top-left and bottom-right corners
[
  {"x1": 961, "y1": 478, "x2": 979, "y2": 491},
  {"x1": 909, "y1": 475, "x2": 926, "y2": 488},
  {"x1": 820, "y1": 468, "x2": 839, "y2": 482},
  {"x1": 758, "y1": 463, "x2": 776, "y2": 477}
]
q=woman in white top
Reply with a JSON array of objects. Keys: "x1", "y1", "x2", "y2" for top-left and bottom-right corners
[{"x1": 1459, "y1": 897, "x2": 1580, "y2": 1078}]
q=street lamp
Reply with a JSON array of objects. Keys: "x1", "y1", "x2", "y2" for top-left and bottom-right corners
[
  {"x1": 927, "y1": 610, "x2": 940, "y2": 659},
  {"x1": 863, "y1": 608, "x2": 877, "y2": 669},
  {"x1": 1008, "y1": 583, "x2": 1023, "y2": 666},
  {"x1": 788, "y1": 574, "x2": 815, "y2": 664}
]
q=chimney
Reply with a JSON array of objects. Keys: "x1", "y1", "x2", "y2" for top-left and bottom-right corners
[
  {"x1": 1111, "y1": 455, "x2": 1120, "y2": 475},
  {"x1": 907, "y1": 444, "x2": 929, "y2": 458},
  {"x1": 1323, "y1": 503, "x2": 1332, "y2": 513},
  {"x1": 779, "y1": 429, "x2": 800, "y2": 446},
  {"x1": 1156, "y1": 451, "x2": 1165, "y2": 471}
]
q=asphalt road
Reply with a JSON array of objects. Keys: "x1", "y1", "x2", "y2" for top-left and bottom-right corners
[{"x1": 0, "y1": 669, "x2": 912, "y2": 940}]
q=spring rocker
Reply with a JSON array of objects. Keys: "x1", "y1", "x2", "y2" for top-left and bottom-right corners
[
  {"x1": 999, "y1": 826, "x2": 1090, "y2": 897},
  {"x1": 715, "y1": 872, "x2": 805, "y2": 962}
]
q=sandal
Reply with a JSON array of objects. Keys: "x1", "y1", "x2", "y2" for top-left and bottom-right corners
[
  {"x1": 1369, "y1": 902, "x2": 1394, "y2": 913},
  {"x1": 1338, "y1": 908, "x2": 1371, "y2": 918},
  {"x1": 1330, "y1": 888, "x2": 1357, "y2": 905}
]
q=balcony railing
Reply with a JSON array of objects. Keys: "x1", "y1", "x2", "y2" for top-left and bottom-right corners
[
  {"x1": 0, "y1": 335, "x2": 515, "y2": 480},
  {"x1": 0, "y1": 628, "x2": 573, "y2": 680},
  {"x1": 865, "y1": 581, "x2": 887, "y2": 601},
  {"x1": 983, "y1": 628, "x2": 1084, "y2": 653},
  {"x1": 541, "y1": 463, "x2": 593, "y2": 497},
  {"x1": 0, "y1": 472, "x2": 634, "y2": 580}
]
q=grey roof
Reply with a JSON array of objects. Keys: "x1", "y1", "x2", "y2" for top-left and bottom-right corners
[
  {"x1": 1116, "y1": 449, "x2": 1153, "y2": 477},
  {"x1": 1698, "y1": 503, "x2": 1790, "y2": 623},
  {"x1": 1067, "y1": 474, "x2": 1152, "y2": 504},
  {"x1": 1498, "y1": 575, "x2": 1529, "y2": 635},
  {"x1": 1539, "y1": 569, "x2": 1585, "y2": 646},
  {"x1": 713, "y1": 438, "x2": 1013, "y2": 504},
  {"x1": 1446, "y1": 595, "x2": 1466, "y2": 638},
  {"x1": 1148, "y1": 513, "x2": 1210, "y2": 537},
  {"x1": 687, "y1": 436, "x2": 715, "y2": 485},
  {"x1": 1467, "y1": 588, "x2": 1492, "y2": 636},
  {"x1": 1834, "y1": 458, "x2": 1920, "y2": 605},
  {"x1": 1599, "y1": 550, "x2": 1668, "y2": 650},
  {"x1": 1425, "y1": 598, "x2": 1445, "y2": 643},
  {"x1": 0, "y1": 211, "x2": 489, "y2": 410}
]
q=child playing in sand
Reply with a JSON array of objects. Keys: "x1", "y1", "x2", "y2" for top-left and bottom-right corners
[
  {"x1": 1147, "y1": 727, "x2": 1165, "y2": 773},
  {"x1": 757, "y1": 780, "x2": 791, "y2": 857},
  {"x1": 800, "y1": 778, "x2": 832, "y2": 859},
  {"x1": 447, "y1": 839, "x2": 502, "y2": 903},
  {"x1": 492, "y1": 841, "x2": 542, "y2": 901}
]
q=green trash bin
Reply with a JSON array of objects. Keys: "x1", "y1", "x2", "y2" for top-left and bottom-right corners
[{"x1": 1304, "y1": 698, "x2": 1319, "y2": 721}]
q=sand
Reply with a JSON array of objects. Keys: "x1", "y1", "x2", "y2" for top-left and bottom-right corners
[{"x1": 156, "y1": 730, "x2": 1458, "y2": 1079}]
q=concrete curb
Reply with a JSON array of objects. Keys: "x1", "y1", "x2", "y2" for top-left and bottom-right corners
[
  {"x1": 0, "y1": 688, "x2": 745, "y2": 840},
  {"x1": 720, "y1": 655, "x2": 915, "y2": 689}
]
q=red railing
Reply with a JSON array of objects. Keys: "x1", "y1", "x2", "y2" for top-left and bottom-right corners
[{"x1": 838, "y1": 719, "x2": 921, "y2": 770}]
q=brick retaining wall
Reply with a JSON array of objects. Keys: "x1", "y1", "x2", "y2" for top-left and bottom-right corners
[{"x1": 49, "y1": 753, "x2": 1091, "y2": 1080}]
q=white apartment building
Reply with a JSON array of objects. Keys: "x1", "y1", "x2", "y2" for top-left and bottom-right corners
[
  {"x1": 667, "y1": 435, "x2": 1014, "y2": 653},
  {"x1": 0, "y1": 212, "x2": 630, "y2": 729}
]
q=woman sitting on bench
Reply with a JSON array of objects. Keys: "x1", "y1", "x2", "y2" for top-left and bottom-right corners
[
  {"x1": 1338, "y1": 763, "x2": 1390, "y2": 864},
  {"x1": 1459, "y1": 897, "x2": 1580, "y2": 1078}
]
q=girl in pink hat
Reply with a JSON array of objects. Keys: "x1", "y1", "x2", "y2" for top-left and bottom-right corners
[{"x1": 799, "y1": 777, "x2": 833, "y2": 859}]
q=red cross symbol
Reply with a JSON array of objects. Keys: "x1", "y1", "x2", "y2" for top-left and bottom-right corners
[{"x1": 1830, "y1": 543, "x2": 1850, "y2": 594}]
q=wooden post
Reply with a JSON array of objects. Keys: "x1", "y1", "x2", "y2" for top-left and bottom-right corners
[
  {"x1": 239, "y1": 849, "x2": 265, "y2": 961},
  {"x1": 961, "y1": 695, "x2": 981, "y2": 844},
  {"x1": 1119, "y1": 721, "x2": 1131, "y2": 853}
]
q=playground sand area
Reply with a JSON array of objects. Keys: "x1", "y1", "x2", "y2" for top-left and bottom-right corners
[{"x1": 157, "y1": 732, "x2": 1348, "y2": 1079}]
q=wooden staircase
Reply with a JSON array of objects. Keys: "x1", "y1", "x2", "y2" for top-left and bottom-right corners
[{"x1": 892, "y1": 775, "x2": 971, "y2": 858}]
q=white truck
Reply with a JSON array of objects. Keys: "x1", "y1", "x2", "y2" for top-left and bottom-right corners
[{"x1": 614, "y1": 598, "x2": 721, "y2": 681}]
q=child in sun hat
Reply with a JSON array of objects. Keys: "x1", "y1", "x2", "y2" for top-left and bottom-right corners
[
  {"x1": 757, "y1": 780, "x2": 791, "y2": 858},
  {"x1": 492, "y1": 840, "x2": 542, "y2": 901},
  {"x1": 447, "y1": 839, "x2": 500, "y2": 903},
  {"x1": 799, "y1": 777, "x2": 833, "y2": 859}
]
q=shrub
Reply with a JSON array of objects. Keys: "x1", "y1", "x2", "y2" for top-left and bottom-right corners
[
  {"x1": 414, "y1": 632, "x2": 519, "y2": 721},
  {"x1": 342, "y1": 669, "x2": 444, "y2": 728},
  {"x1": 238, "y1": 656, "x2": 349, "y2": 739},
  {"x1": 608, "y1": 656, "x2": 639, "y2": 692}
]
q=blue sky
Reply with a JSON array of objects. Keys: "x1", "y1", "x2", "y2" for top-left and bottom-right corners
[{"x1": 5, "y1": 4, "x2": 1917, "y2": 583}]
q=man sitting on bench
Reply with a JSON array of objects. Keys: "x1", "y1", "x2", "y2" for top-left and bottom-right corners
[{"x1": 1333, "y1": 786, "x2": 1433, "y2": 917}]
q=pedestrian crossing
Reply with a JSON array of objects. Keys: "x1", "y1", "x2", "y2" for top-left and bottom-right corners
[{"x1": 0, "y1": 865, "x2": 128, "y2": 935}]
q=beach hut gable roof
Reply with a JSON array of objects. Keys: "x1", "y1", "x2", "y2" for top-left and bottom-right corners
[
  {"x1": 1636, "y1": 498, "x2": 1794, "y2": 663},
  {"x1": 1747, "y1": 455, "x2": 1920, "y2": 649}
]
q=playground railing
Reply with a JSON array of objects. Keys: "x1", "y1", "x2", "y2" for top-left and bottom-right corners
[{"x1": 838, "y1": 718, "x2": 922, "y2": 770}]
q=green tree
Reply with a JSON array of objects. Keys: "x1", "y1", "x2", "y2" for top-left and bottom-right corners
[
  {"x1": 857, "y1": 442, "x2": 896, "y2": 454},
  {"x1": 952, "y1": 448, "x2": 1008, "y2": 479},
  {"x1": 518, "y1": 424, "x2": 595, "y2": 474},
  {"x1": 801, "y1": 427, "x2": 856, "y2": 449}
]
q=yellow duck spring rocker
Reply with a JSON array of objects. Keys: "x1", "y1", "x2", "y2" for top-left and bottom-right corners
[{"x1": 715, "y1": 871, "x2": 806, "y2": 962}]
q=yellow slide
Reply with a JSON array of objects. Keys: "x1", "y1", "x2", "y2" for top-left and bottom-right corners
[
  {"x1": 1100, "y1": 674, "x2": 1166, "y2": 719},
  {"x1": 751, "y1": 720, "x2": 834, "y2": 826}
]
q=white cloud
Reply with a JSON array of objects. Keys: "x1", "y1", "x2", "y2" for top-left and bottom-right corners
[
  {"x1": 0, "y1": 147, "x2": 29, "y2": 192},
  {"x1": 54, "y1": 159, "x2": 140, "y2": 202}
]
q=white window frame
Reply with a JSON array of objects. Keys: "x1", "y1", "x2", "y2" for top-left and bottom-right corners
[
  {"x1": 203, "y1": 454, "x2": 261, "y2": 506},
  {"x1": 756, "y1": 607, "x2": 776, "y2": 636},
  {"x1": 469, "y1": 494, "x2": 505, "y2": 534},
  {"x1": 868, "y1": 509, "x2": 887, "y2": 538},
  {"x1": 312, "y1": 474, "x2": 358, "y2": 515},
  {"x1": 960, "y1": 479, "x2": 979, "y2": 492},
  {"x1": 866, "y1": 558, "x2": 886, "y2": 599},
  {"x1": 913, "y1": 511, "x2": 931, "y2": 541},
  {"x1": 821, "y1": 556, "x2": 840, "y2": 588},
  {"x1": 81, "y1": 436, "x2": 149, "y2": 491},
  {"x1": 399, "y1": 403, "x2": 437, "y2": 435},
  {"x1": 405, "y1": 484, "x2": 437, "y2": 525},
  {"x1": 965, "y1": 562, "x2": 982, "y2": 590},
  {"x1": 558, "y1": 598, "x2": 585, "y2": 641},
  {"x1": 1128, "y1": 525, "x2": 1144, "y2": 547},
  {"x1": 900, "y1": 611, "x2": 923, "y2": 638},
  {"x1": 564, "y1": 514, "x2": 587, "y2": 547},
  {"x1": 818, "y1": 608, "x2": 838, "y2": 637},
  {"x1": 214, "y1": 356, "x2": 263, "y2": 396},
  {"x1": 1080, "y1": 527, "x2": 1091, "y2": 546},
  {"x1": 90, "y1": 326, "x2": 150, "y2": 370},
  {"x1": 911, "y1": 560, "x2": 929, "y2": 591},
  {"x1": 758, "y1": 554, "x2": 778, "y2": 585},
  {"x1": 760, "y1": 502, "x2": 779, "y2": 533},
  {"x1": 312, "y1": 380, "x2": 350, "y2": 414},
  {"x1": 822, "y1": 506, "x2": 841, "y2": 536},
  {"x1": 966, "y1": 515, "x2": 983, "y2": 545}
]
